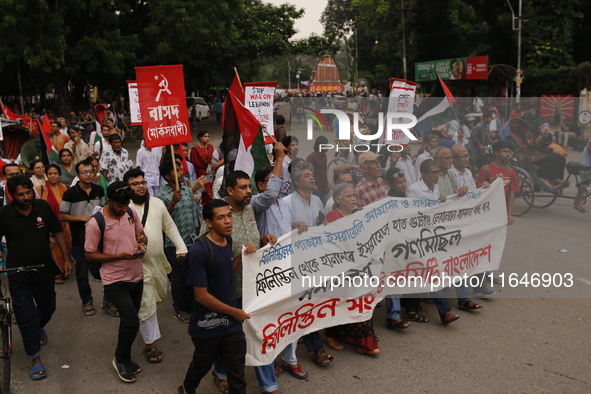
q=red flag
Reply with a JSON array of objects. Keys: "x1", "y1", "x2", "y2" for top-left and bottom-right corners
[
  {"x1": 177, "y1": 144, "x2": 190, "y2": 177},
  {"x1": 136, "y1": 65, "x2": 192, "y2": 149},
  {"x1": 94, "y1": 104, "x2": 109, "y2": 125},
  {"x1": 0, "y1": 100, "x2": 39, "y2": 134},
  {"x1": 437, "y1": 73, "x2": 456, "y2": 106}
]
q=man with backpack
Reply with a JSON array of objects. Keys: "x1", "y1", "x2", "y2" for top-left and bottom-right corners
[
  {"x1": 84, "y1": 181, "x2": 147, "y2": 383},
  {"x1": 179, "y1": 199, "x2": 255, "y2": 394},
  {"x1": 60, "y1": 158, "x2": 114, "y2": 317}
]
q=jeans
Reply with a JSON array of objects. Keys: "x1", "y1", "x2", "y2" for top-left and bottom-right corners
[
  {"x1": 183, "y1": 331, "x2": 246, "y2": 394},
  {"x1": 431, "y1": 290, "x2": 452, "y2": 316},
  {"x1": 254, "y1": 363, "x2": 278, "y2": 393},
  {"x1": 457, "y1": 280, "x2": 471, "y2": 305},
  {"x1": 72, "y1": 246, "x2": 93, "y2": 304},
  {"x1": 302, "y1": 331, "x2": 322, "y2": 353},
  {"x1": 9, "y1": 279, "x2": 56, "y2": 359},
  {"x1": 386, "y1": 295, "x2": 401, "y2": 320},
  {"x1": 165, "y1": 246, "x2": 184, "y2": 314},
  {"x1": 104, "y1": 280, "x2": 143, "y2": 364},
  {"x1": 401, "y1": 298, "x2": 421, "y2": 314}
]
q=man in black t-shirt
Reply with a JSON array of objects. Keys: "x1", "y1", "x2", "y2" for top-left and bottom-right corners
[
  {"x1": 0, "y1": 176, "x2": 73, "y2": 380},
  {"x1": 60, "y1": 159, "x2": 107, "y2": 316},
  {"x1": 179, "y1": 199, "x2": 255, "y2": 394}
]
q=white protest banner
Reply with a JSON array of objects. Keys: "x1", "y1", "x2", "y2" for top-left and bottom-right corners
[
  {"x1": 127, "y1": 81, "x2": 142, "y2": 125},
  {"x1": 384, "y1": 78, "x2": 417, "y2": 144},
  {"x1": 242, "y1": 179, "x2": 507, "y2": 366},
  {"x1": 244, "y1": 82, "x2": 276, "y2": 144}
]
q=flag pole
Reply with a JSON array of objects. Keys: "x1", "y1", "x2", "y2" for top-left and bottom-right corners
[
  {"x1": 234, "y1": 67, "x2": 244, "y2": 93},
  {"x1": 170, "y1": 145, "x2": 179, "y2": 190}
]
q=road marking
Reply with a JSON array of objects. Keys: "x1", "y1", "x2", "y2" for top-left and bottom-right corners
[{"x1": 575, "y1": 278, "x2": 591, "y2": 286}]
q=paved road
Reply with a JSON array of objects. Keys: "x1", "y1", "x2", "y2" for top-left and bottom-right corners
[{"x1": 9, "y1": 104, "x2": 591, "y2": 393}]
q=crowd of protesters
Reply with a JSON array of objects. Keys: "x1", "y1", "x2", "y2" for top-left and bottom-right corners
[{"x1": 0, "y1": 97, "x2": 589, "y2": 394}]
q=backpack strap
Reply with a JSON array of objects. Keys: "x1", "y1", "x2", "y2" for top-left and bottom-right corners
[
  {"x1": 197, "y1": 234, "x2": 233, "y2": 277},
  {"x1": 93, "y1": 211, "x2": 106, "y2": 253},
  {"x1": 197, "y1": 234, "x2": 216, "y2": 277},
  {"x1": 141, "y1": 199, "x2": 150, "y2": 227}
]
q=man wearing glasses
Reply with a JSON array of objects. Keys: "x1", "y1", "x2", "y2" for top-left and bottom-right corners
[{"x1": 60, "y1": 159, "x2": 108, "y2": 317}]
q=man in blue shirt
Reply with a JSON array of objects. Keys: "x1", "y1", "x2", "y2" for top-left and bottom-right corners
[{"x1": 179, "y1": 199, "x2": 255, "y2": 394}]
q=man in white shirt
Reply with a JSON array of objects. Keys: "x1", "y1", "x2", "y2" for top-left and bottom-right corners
[
  {"x1": 414, "y1": 133, "x2": 440, "y2": 181},
  {"x1": 136, "y1": 140, "x2": 162, "y2": 197},
  {"x1": 407, "y1": 159, "x2": 446, "y2": 202},
  {"x1": 57, "y1": 117, "x2": 68, "y2": 135},
  {"x1": 450, "y1": 145, "x2": 477, "y2": 190}
]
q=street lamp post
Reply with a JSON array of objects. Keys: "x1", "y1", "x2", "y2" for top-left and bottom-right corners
[
  {"x1": 287, "y1": 60, "x2": 292, "y2": 93},
  {"x1": 507, "y1": 0, "x2": 523, "y2": 102},
  {"x1": 296, "y1": 70, "x2": 301, "y2": 94}
]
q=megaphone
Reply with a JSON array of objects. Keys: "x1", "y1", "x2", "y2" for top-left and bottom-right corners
[{"x1": 20, "y1": 139, "x2": 42, "y2": 169}]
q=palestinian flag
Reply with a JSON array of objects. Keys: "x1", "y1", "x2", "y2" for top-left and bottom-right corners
[
  {"x1": 38, "y1": 118, "x2": 60, "y2": 165},
  {"x1": 413, "y1": 73, "x2": 456, "y2": 131},
  {"x1": 224, "y1": 75, "x2": 269, "y2": 177}
]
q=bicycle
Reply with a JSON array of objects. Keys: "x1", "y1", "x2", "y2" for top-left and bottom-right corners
[
  {"x1": 0, "y1": 264, "x2": 45, "y2": 394},
  {"x1": 511, "y1": 162, "x2": 591, "y2": 213}
]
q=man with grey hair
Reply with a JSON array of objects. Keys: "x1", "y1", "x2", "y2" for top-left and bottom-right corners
[
  {"x1": 432, "y1": 146, "x2": 468, "y2": 198},
  {"x1": 355, "y1": 151, "x2": 387, "y2": 208},
  {"x1": 414, "y1": 132, "x2": 441, "y2": 181},
  {"x1": 285, "y1": 161, "x2": 325, "y2": 231},
  {"x1": 283, "y1": 161, "x2": 334, "y2": 367}
]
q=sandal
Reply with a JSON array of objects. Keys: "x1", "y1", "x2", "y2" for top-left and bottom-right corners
[
  {"x1": 280, "y1": 361, "x2": 309, "y2": 379},
  {"x1": 574, "y1": 206, "x2": 588, "y2": 213},
  {"x1": 82, "y1": 302, "x2": 96, "y2": 316},
  {"x1": 143, "y1": 346, "x2": 162, "y2": 363},
  {"x1": 30, "y1": 362, "x2": 46, "y2": 380},
  {"x1": 102, "y1": 302, "x2": 120, "y2": 317},
  {"x1": 323, "y1": 336, "x2": 344, "y2": 351},
  {"x1": 406, "y1": 311, "x2": 429, "y2": 323},
  {"x1": 312, "y1": 348, "x2": 333, "y2": 367},
  {"x1": 459, "y1": 300, "x2": 483, "y2": 311},
  {"x1": 355, "y1": 347, "x2": 380, "y2": 356},
  {"x1": 40, "y1": 328, "x2": 48, "y2": 346},
  {"x1": 386, "y1": 318, "x2": 411, "y2": 330},
  {"x1": 274, "y1": 363, "x2": 282, "y2": 376},
  {"x1": 212, "y1": 371, "x2": 229, "y2": 394},
  {"x1": 54, "y1": 275, "x2": 65, "y2": 285},
  {"x1": 173, "y1": 312, "x2": 190, "y2": 324}
]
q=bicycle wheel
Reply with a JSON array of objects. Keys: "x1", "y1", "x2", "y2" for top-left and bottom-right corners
[
  {"x1": 327, "y1": 157, "x2": 347, "y2": 188},
  {"x1": 532, "y1": 187, "x2": 558, "y2": 209},
  {"x1": 0, "y1": 309, "x2": 10, "y2": 394},
  {"x1": 512, "y1": 172, "x2": 534, "y2": 217}
]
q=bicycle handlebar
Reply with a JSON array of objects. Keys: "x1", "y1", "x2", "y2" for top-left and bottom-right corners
[{"x1": 2, "y1": 265, "x2": 45, "y2": 274}]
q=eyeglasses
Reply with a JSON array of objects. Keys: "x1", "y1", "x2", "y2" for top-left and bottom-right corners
[
  {"x1": 114, "y1": 186, "x2": 131, "y2": 195},
  {"x1": 79, "y1": 170, "x2": 93, "y2": 175},
  {"x1": 453, "y1": 154, "x2": 470, "y2": 159},
  {"x1": 130, "y1": 181, "x2": 147, "y2": 187},
  {"x1": 439, "y1": 156, "x2": 453, "y2": 161},
  {"x1": 425, "y1": 170, "x2": 440, "y2": 175}
]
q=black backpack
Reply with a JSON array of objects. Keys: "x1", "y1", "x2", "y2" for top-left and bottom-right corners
[
  {"x1": 178, "y1": 234, "x2": 233, "y2": 313},
  {"x1": 83, "y1": 207, "x2": 135, "y2": 280}
]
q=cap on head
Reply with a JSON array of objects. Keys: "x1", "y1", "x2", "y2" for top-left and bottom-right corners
[{"x1": 358, "y1": 151, "x2": 384, "y2": 165}]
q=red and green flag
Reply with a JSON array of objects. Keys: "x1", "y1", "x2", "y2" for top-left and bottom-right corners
[{"x1": 38, "y1": 118, "x2": 60, "y2": 164}]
